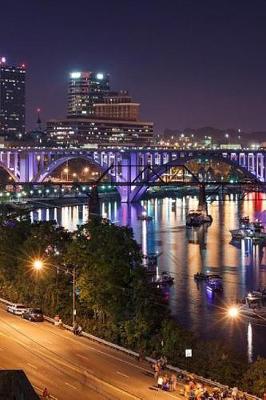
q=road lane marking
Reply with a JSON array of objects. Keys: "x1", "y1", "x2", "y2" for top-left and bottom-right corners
[
  {"x1": 65, "y1": 382, "x2": 77, "y2": 390},
  {"x1": 76, "y1": 353, "x2": 89, "y2": 360},
  {"x1": 0, "y1": 319, "x2": 147, "y2": 400},
  {"x1": 27, "y1": 363, "x2": 37, "y2": 370},
  {"x1": 116, "y1": 371, "x2": 129, "y2": 378}
]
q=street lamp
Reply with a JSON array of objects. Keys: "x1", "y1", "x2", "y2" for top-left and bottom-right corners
[
  {"x1": 227, "y1": 305, "x2": 240, "y2": 319},
  {"x1": 63, "y1": 167, "x2": 69, "y2": 181},
  {"x1": 32, "y1": 258, "x2": 77, "y2": 327},
  {"x1": 33, "y1": 259, "x2": 44, "y2": 270}
]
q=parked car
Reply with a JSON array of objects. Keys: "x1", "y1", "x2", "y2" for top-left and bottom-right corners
[
  {"x1": 6, "y1": 303, "x2": 27, "y2": 315},
  {"x1": 21, "y1": 308, "x2": 44, "y2": 322}
]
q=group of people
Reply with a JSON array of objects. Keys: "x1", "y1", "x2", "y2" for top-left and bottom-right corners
[
  {"x1": 152, "y1": 361, "x2": 253, "y2": 400},
  {"x1": 153, "y1": 357, "x2": 179, "y2": 392}
]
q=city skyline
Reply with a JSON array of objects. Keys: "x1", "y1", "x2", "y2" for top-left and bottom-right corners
[{"x1": 2, "y1": 0, "x2": 266, "y2": 133}]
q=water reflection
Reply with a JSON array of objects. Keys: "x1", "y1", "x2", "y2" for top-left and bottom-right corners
[{"x1": 30, "y1": 193, "x2": 266, "y2": 359}]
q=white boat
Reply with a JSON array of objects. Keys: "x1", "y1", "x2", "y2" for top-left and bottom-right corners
[
  {"x1": 238, "y1": 292, "x2": 266, "y2": 320},
  {"x1": 186, "y1": 210, "x2": 212, "y2": 227},
  {"x1": 230, "y1": 220, "x2": 266, "y2": 242},
  {"x1": 138, "y1": 211, "x2": 152, "y2": 221}
]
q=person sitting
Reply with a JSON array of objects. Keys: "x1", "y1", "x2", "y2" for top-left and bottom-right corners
[
  {"x1": 73, "y1": 321, "x2": 79, "y2": 335},
  {"x1": 77, "y1": 325, "x2": 82, "y2": 335}
]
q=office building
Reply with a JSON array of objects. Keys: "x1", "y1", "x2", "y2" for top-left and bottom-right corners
[
  {"x1": 93, "y1": 91, "x2": 140, "y2": 121},
  {"x1": 47, "y1": 69, "x2": 153, "y2": 147},
  {"x1": 0, "y1": 57, "x2": 26, "y2": 137},
  {"x1": 68, "y1": 71, "x2": 110, "y2": 117},
  {"x1": 47, "y1": 118, "x2": 153, "y2": 147}
]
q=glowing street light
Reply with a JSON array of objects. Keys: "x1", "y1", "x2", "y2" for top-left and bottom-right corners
[
  {"x1": 32, "y1": 257, "x2": 77, "y2": 327},
  {"x1": 33, "y1": 259, "x2": 44, "y2": 271},
  {"x1": 227, "y1": 306, "x2": 240, "y2": 319}
]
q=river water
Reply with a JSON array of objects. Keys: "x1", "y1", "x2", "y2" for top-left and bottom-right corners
[{"x1": 30, "y1": 192, "x2": 266, "y2": 361}]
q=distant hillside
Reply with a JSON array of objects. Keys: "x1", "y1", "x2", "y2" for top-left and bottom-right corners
[{"x1": 163, "y1": 127, "x2": 266, "y2": 145}]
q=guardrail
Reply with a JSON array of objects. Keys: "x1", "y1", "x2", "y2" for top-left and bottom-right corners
[{"x1": 0, "y1": 297, "x2": 261, "y2": 400}]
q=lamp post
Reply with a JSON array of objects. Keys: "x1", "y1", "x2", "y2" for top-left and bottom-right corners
[{"x1": 32, "y1": 258, "x2": 77, "y2": 327}]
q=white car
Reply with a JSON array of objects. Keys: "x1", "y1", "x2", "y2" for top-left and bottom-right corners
[{"x1": 7, "y1": 303, "x2": 27, "y2": 315}]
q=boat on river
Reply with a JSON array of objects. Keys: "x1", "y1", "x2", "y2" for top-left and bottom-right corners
[
  {"x1": 206, "y1": 277, "x2": 223, "y2": 293},
  {"x1": 137, "y1": 211, "x2": 152, "y2": 221},
  {"x1": 152, "y1": 271, "x2": 174, "y2": 285},
  {"x1": 186, "y1": 210, "x2": 212, "y2": 227},
  {"x1": 230, "y1": 220, "x2": 266, "y2": 242},
  {"x1": 237, "y1": 291, "x2": 266, "y2": 320},
  {"x1": 194, "y1": 272, "x2": 223, "y2": 281}
]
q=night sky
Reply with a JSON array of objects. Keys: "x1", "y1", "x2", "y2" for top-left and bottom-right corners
[{"x1": 1, "y1": 0, "x2": 266, "y2": 133}]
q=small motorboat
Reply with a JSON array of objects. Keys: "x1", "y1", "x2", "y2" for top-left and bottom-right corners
[
  {"x1": 138, "y1": 211, "x2": 152, "y2": 221},
  {"x1": 194, "y1": 272, "x2": 223, "y2": 281},
  {"x1": 206, "y1": 278, "x2": 223, "y2": 293},
  {"x1": 153, "y1": 271, "x2": 174, "y2": 285},
  {"x1": 186, "y1": 210, "x2": 212, "y2": 227},
  {"x1": 250, "y1": 289, "x2": 266, "y2": 300},
  {"x1": 230, "y1": 221, "x2": 266, "y2": 242}
]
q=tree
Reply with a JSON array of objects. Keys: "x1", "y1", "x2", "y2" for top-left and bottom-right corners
[{"x1": 241, "y1": 357, "x2": 266, "y2": 397}]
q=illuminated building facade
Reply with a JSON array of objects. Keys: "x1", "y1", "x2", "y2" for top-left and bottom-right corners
[
  {"x1": 0, "y1": 57, "x2": 26, "y2": 137},
  {"x1": 68, "y1": 71, "x2": 110, "y2": 117},
  {"x1": 47, "y1": 70, "x2": 153, "y2": 147},
  {"x1": 47, "y1": 118, "x2": 153, "y2": 147}
]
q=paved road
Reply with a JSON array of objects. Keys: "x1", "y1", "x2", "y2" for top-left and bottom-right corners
[{"x1": 0, "y1": 307, "x2": 182, "y2": 399}]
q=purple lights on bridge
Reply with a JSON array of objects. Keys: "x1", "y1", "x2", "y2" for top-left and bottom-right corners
[{"x1": 0, "y1": 148, "x2": 265, "y2": 202}]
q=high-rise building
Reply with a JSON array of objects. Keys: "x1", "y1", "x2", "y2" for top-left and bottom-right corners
[
  {"x1": 0, "y1": 57, "x2": 26, "y2": 137},
  {"x1": 68, "y1": 71, "x2": 110, "y2": 117},
  {"x1": 47, "y1": 69, "x2": 153, "y2": 147}
]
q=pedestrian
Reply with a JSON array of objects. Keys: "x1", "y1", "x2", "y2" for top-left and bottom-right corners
[
  {"x1": 157, "y1": 375, "x2": 163, "y2": 390},
  {"x1": 77, "y1": 324, "x2": 82, "y2": 335},
  {"x1": 232, "y1": 387, "x2": 238, "y2": 400},
  {"x1": 42, "y1": 387, "x2": 49, "y2": 399},
  {"x1": 170, "y1": 373, "x2": 177, "y2": 391},
  {"x1": 153, "y1": 362, "x2": 160, "y2": 380},
  {"x1": 73, "y1": 321, "x2": 78, "y2": 335}
]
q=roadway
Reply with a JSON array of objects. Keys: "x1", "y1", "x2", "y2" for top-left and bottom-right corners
[{"x1": 0, "y1": 307, "x2": 183, "y2": 399}]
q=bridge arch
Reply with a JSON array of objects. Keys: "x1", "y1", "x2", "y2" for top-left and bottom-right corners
[
  {"x1": 0, "y1": 161, "x2": 17, "y2": 182},
  {"x1": 33, "y1": 155, "x2": 123, "y2": 199},
  {"x1": 129, "y1": 153, "x2": 262, "y2": 202}
]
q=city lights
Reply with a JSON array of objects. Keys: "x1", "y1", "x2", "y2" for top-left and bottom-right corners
[{"x1": 70, "y1": 72, "x2": 81, "y2": 79}]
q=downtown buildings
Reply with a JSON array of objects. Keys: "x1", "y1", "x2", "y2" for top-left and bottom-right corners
[
  {"x1": 0, "y1": 57, "x2": 26, "y2": 138},
  {"x1": 47, "y1": 71, "x2": 153, "y2": 147}
]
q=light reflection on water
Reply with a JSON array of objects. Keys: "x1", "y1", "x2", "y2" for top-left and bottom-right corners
[{"x1": 30, "y1": 193, "x2": 266, "y2": 360}]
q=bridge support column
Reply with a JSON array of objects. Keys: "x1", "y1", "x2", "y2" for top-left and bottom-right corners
[
  {"x1": 117, "y1": 152, "x2": 138, "y2": 202},
  {"x1": 19, "y1": 153, "x2": 30, "y2": 182}
]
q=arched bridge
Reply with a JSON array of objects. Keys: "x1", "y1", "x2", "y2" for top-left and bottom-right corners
[{"x1": 0, "y1": 148, "x2": 265, "y2": 202}]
